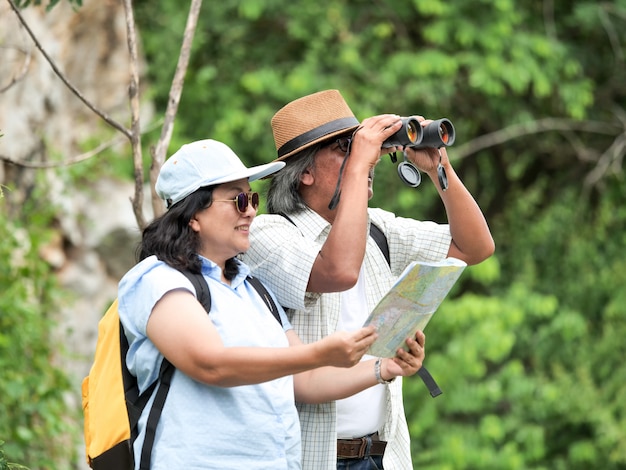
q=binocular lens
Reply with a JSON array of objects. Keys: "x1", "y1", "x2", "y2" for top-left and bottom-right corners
[
  {"x1": 383, "y1": 117, "x2": 422, "y2": 148},
  {"x1": 419, "y1": 119, "x2": 454, "y2": 148},
  {"x1": 439, "y1": 124, "x2": 450, "y2": 144},
  {"x1": 406, "y1": 120, "x2": 420, "y2": 144}
]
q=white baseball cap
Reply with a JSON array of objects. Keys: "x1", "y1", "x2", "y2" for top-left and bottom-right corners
[{"x1": 156, "y1": 139, "x2": 285, "y2": 207}]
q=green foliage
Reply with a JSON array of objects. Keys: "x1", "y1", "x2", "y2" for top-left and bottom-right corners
[
  {"x1": 405, "y1": 270, "x2": 626, "y2": 469},
  {"x1": 13, "y1": 0, "x2": 82, "y2": 12},
  {"x1": 0, "y1": 441, "x2": 29, "y2": 470},
  {"x1": 134, "y1": 0, "x2": 599, "y2": 165},
  {"x1": 0, "y1": 186, "x2": 77, "y2": 468}
]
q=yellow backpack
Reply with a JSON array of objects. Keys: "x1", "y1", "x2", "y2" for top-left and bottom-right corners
[{"x1": 81, "y1": 271, "x2": 280, "y2": 470}]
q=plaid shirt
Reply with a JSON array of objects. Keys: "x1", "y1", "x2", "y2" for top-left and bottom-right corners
[{"x1": 242, "y1": 207, "x2": 451, "y2": 470}]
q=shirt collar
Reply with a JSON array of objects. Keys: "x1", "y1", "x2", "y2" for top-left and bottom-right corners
[
  {"x1": 285, "y1": 206, "x2": 373, "y2": 242},
  {"x1": 198, "y1": 254, "x2": 250, "y2": 287},
  {"x1": 288, "y1": 207, "x2": 332, "y2": 241}
]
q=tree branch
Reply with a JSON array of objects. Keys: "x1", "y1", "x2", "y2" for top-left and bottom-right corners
[
  {"x1": 0, "y1": 135, "x2": 125, "y2": 168},
  {"x1": 6, "y1": 0, "x2": 132, "y2": 139},
  {"x1": 149, "y1": 0, "x2": 203, "y2": 219},
  {"x1": 122, "y1": 0, "x2": 146, "y2": 229},
  {"x1": 599, "y1": 5, "x2": 625, "y2": 67},
  {"x1": 5, "y1": 0, "x2": 203, "y2": 230},
  {"x1": 0, "y1": 119, "x2": 162, "y2": 169},
  {"x1": 452, "y1": 116, "x2": 625, "y2": 192},
  {"x1": 0, "y1": 44, "x2": 32, "y2": 93},
  {"x1": 453, "y1": 117, "x2": 623, "y2": 160},
  {"x1": 584, "y1": 132, "x2": 626, "y2": 187}
]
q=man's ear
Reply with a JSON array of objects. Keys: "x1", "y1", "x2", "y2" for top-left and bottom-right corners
[{"x1": 300, "y1": 167, "x2": 314, "y2": 186}]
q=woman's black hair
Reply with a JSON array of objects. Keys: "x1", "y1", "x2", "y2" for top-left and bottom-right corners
[{"x1": 137, "y1": 185, "x2": 239, "y2": 280}]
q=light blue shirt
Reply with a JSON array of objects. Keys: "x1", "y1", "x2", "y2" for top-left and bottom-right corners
[{"x1": 118, "y1": 255, "x2": 300, "y2": 470}]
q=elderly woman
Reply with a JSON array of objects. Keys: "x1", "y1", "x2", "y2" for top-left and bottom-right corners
[{"x1": 118, "y1": 139, "x2": 426, "y2": 470}]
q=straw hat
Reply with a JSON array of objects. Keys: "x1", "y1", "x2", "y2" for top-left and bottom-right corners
[{"x1": 271, "y1": 90, "x2": 360, "y2": 161}]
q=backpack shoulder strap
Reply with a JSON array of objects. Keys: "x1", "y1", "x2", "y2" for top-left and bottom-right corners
[
  {"x1": 180, "y1": 269, "x2": 212, "y2": 312},
  {"x1": 367, "y1": 224, "x2": 442, "y2": 397},
  {"x1": 369, "y1": 222, "x2": 390, "y2": 267},
  {"x1": 366, "y1": 224, "x2": 442, "y2": 397},
  {"x1": 178, "y1": 269, "x2": 282, "y2": 327},
  {"x1": 247, "y1": 275, "x2": 283, "y2": 326},
  {"x1": 138, "y1": 359, "x2": 174, "y2": 469},
  {"x1": 277, "y1": 211, "x2": 297, "y2": 227}
]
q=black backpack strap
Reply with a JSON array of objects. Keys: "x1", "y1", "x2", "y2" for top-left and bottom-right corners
[
  {"x1": 247, "y1": 275, "x2": 283, "y2": 326},
  {"x1": 124, "y1": 322, "x2": 174, "y2": 470},
  {"x1": 138, "y1": 358, "x2": 175, "y2": 470},
  {"x1": 122, "y1": 323, "x2": 158, "y2": 443},
  {"x1": 182, "y1": 269, "x2": 282, "y2": 327},
  {"x1": 417, "y1": 367, "x2": 443, "y2": 398},
  {"x1": 369, "y1": 222, "x2": 391, "y2": 266},
  {"x1": 278, "y1": 211, "x2": 297, "y2": 228},
  {"x1": 370, "y1": 223, "x2": 442, "y2": 397},
  {"x1": 282, "y1": 213, "x2": 391, "y2": 268},
  {"x1": 181, "y1": 269, "x2": 212, "y2": 312},
  {"x1": 369, "y1": 223, "x2": 442, "y2": 397}
]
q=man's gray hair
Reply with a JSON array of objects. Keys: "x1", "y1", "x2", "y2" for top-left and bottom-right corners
[{"x1": 266, "y1": 143, "x2": 321, "y2": 214}]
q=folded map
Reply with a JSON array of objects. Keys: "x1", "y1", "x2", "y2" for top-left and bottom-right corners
[{"x1": 363, "y1": 257, "x2": 467, "y2": 358}]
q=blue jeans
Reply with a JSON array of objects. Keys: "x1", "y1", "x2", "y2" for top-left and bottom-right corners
[{"x1": 337, "y1": 455, "x2": 384, "y2": 470}]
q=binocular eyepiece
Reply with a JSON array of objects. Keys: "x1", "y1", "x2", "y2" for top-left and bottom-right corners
[{"x1": 383, "y1": 117, "x2": 455, "y2": 149}]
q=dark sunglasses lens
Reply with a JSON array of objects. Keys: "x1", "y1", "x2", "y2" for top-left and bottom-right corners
[
  {"x1": 251, "y1": 192, "x2": 259, "y2": 209},
  {"x1": 236, "y1": 192, "x2": 247, "y2": 212}
]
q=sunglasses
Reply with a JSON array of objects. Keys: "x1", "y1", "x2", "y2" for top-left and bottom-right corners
[
  {"x1": 326, "y1": 136, "x2": 352, "y2": 154},
  {"x1": 213, "y1": 191, "x2": 260, "y2": 213}
]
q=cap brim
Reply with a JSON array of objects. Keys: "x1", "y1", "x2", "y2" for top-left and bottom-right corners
[{"x1": 210, "y1": 160, "x2": 286, "y2": 185}]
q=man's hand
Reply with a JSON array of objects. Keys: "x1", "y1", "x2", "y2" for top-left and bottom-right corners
[
  {"x1": 403, "y1": 117, "x2": 451, "y2": 175},
  {"x1": 350, "y1": 114, "x2": 403, "y2": 170},
  {"x1": 383, "y1": 330, "x2": 426, "y2": 379}
]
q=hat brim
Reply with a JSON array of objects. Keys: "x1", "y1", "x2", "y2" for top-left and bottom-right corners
[
  {"x1": 177, "y1": 161, "x2": 285, "y2": 202},
  {"x1": 208, "y1": 160, "x2": 286, "y2": 185}
]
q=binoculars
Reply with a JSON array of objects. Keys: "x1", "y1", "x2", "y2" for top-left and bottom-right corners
[
  {"x1": 383, "y1": 117, "x2": 455, "y2": 149},
  {"x1": 384, "y1": 117, "x2": 455, "y2": 189}
]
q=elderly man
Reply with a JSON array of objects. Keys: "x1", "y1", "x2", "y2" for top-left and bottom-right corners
[{"x1": 243, "y1": 90, "x2": 494, "y2": 470}]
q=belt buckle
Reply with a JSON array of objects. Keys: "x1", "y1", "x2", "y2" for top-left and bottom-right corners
[{"x1": 357, "y1": 437, "x2": 367, "y2": 459}]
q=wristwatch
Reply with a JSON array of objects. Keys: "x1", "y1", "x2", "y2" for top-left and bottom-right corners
[{"x1": 374, "y1": 357, "x2": 395, "y2": 384}]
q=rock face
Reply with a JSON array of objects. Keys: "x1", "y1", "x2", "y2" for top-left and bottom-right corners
[{"x1": 1, "y1": 1, "x2": 154, "y2": 467}]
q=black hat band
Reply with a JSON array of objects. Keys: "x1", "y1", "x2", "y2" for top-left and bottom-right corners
[{"x1": 277, "y1": 117, "x2": 360, "y2": 158}]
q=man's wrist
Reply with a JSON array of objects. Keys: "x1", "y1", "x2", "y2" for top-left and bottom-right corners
[{"x1": 375, "y1": 357, "x2": 395, "y2": 384}]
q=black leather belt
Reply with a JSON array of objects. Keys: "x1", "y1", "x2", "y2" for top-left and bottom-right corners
[{"x1": 337, "y1": 432, "x2": 387, "y2": 459}]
